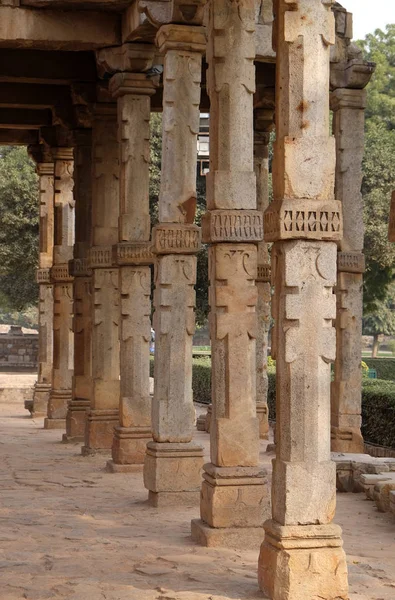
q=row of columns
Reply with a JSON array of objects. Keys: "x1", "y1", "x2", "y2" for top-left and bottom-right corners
[{"x1": 28, "y1": 2, "x2": 372, "y2": 597}]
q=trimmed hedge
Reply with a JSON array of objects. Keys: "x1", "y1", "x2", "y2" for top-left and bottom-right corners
[
  {"x1": 363, "y1": 358, "x2": 395, "y2": 381},
  {"x1": 361, "y1": 379, "x2": 395, "y2": 447}
]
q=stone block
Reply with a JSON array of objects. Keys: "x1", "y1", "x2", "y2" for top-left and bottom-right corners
[
  {"x1": 112, "y1": 426, "x2": 151, "y2": 465},
  {"x1": 44, "y1": 418, "x2": 66, "y2": 430},
  {"x1": 191, "y1": 518, "x2": 265, "y2": 549},
  {"x1": 258, "y1": 521, "x2": 349, "y2": 600},
  {"x1": 83, "y1": 409, "x2": 119, "y2": 453},
  {"x1": 144, "y1": 441, "x2": 203, "y2": 495}
]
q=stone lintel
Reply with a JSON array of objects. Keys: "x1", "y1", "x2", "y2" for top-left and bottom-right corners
[
  {"x1": 264, "y1": 199, "x2": 343, "y2": 243},
  {"x1": 88, "y1": 245, "x2": 115, "y2": 269},
  {"x1": 69, "y1": 258, "x2": 92, "y2": 278},
  {"x1": 109, "y1": 72, "x2": 156, "y2": 98},
  {"x1": 202, "y1": 210, "x2": 264, "y2": 244},
  {"x1": 337, "y1": 251, "x2": 365, "y2": 274},
  {"x1": 330, "y1": 87, "x2": 367, "y2": 111},
  {"x1": 256, "y1": 263, "x2": 271, "y2": 283},
  {"x1": 50, "y1": 264, "x2": 73, "y2": 282},
  {"x1": 152, "y1": 224, "x2": 201, "y2": 254},
  {"x1": 37, "y1": 268, "x2": 51, "y2": 283},
  {"x1": 114, "y1": 241, "x2": 155, "y2": 265},
  {"x1": 389, "y1": 191, "x2": 395, "y2": 243},
  {"x1": 36, "y1": 162, "x2": 54, "y2": 176},
  {"x1": 97, "y1": 43, "x2": 156, "y2": 76},
  {"x1": 156, "y1": 24, "x2": 206, "y2": 55},
  {"x1": 330, "y1": 59, "x2": 375, "y2": 92}
]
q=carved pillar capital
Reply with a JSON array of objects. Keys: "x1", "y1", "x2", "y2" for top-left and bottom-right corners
[
  {"x1": 109, "y1": 72, "x2": 157, "y2": 99},
  {"x1": 330, "y1": 87, "x2": 367, "y2": 112},
  {"x1": 96, "y1": 43, "x2": 156, "y2": 77},
  {"x1": 156, "y1": 24, "x2": 206, "y2": 54}
]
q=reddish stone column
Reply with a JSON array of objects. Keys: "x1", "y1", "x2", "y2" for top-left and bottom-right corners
[{"x1": 45, "y1": 148, "x2": 74, "y2": 430}]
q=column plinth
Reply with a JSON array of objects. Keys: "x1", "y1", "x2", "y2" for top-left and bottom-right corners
[{"x1": 143, "y1": 26, "x2": 205, "y2": 504}]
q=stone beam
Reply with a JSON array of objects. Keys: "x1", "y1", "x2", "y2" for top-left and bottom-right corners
[
  {"x1": 0, "y1": 129, "x2": 39, "y2": 144},
  {"x1": 0, "y1": 49, "x2": 96, "y2": 84},
  {"x1": 0, "y1": 6, "x2": 120, "y2": 50},
  {"x1": 21, "y1": 0, "x2": 130, "y2": 10},
  {"x1": 0, "y1": 82, "x2": 72, "y2": 108},
  {"x1": 0, "y1": 108, "x2": 52, "y2": 129}
]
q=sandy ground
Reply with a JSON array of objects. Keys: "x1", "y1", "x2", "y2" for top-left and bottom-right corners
[{"x1": 0, "y1": 382, "x2": 394, "y2": 600}]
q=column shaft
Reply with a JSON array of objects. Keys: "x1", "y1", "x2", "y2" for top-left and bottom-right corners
[
  {"x1": 143, "y1": 25, "x2": 205, "y2": 506},
  {"x1": 191, "y1": 0, "x2": 269, "y2": 548},
  {"x1": 83, "y1": 107, "x2": 120, "y2": 455},
  {"x1": 331, "y1": 89, "x2": 367, "y2": 454},
  {"x1": 258, "y1": 2, "x2": 348, "y2": 598},
  {"x1": 64, "y1": 130, "x2": 93, "y2": 443},
  {"x1": 109, "y1": 68, "x2": 156, "y2": 471},
  {"x1": 45, "y1": 149, "x2": 74, "y2": 430},
  {"x1": 33, "y1": 161, "x2": 55, "y2": 417}
]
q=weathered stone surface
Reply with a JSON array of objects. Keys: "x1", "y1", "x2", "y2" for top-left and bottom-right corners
[
  {"x1": 259, "y1": 521, "x2": 348, "y2": 600},
  {"x1": 201, "y1": 210, "x2": 263, "y2": 244},
  {"x1": 84, "y1": 110, "x2": 120, "y2": 453},
  {"x1": 153, "y1": 224, "x2": 201, "y2": 254}
]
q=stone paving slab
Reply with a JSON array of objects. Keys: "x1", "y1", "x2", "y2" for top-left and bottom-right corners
[{"x1": 0, "y1": 403, "x2": 394, "y2": 600}]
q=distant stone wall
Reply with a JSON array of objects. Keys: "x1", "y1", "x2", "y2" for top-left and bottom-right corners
[{"x1": 0, "y1": 326, "x2": 38, "y2": 371}]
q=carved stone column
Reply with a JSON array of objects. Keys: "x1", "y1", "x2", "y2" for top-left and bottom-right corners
[
  {"x1": 143, "y1": 25, "x2": 205, "y2": 507},
  {"x1": 45, "y1": 148, "x2": 74, "y2": 430},
  {"x1": 254, "y1": 110, "x2": 273, "y2": 440},
  {"x1": 32, "y1": 160, "x2": 55, "y2": 417},
  {"x1": 330, "y1": 88, "x2": 371, "y2": 454},
  {"x1": 191, "y1": 0, "x2": 269, "y2": 548},
  {"x1": 82, "y1": 105, "x2": 120, "y2": 455},
  {"x1": 258, "y1": 2, "x2": 348, "y2": 599},
  {"x1": 106, "y1": 48, "x2": 156, "y2": 472},
  {"x1": 64, "y1": 130, "x2": 93, "y2": 443}
]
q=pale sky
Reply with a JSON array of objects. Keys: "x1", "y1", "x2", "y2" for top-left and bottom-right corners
[{"x1": 343, "y1": 0, "x2": 395, "y2": 40}]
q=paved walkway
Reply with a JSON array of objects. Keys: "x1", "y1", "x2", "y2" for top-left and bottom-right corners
[{"x1": 0, "y1": 400, "x2": 394, "y2": 600}]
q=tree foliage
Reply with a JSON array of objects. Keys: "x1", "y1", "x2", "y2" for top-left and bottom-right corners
[{"x1": 0, "y1": 146, "x2": 39, "y2": 310}]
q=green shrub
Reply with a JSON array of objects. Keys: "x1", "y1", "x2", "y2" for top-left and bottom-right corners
[
  {"x1": 363, "y1": 358, "x2": 395, "y2": 381},
  {"x1": 362, "y1": 378, "x2": 395, "y2": 447},
  {"x1": 268, "y1": 367, "x2": 276, "y2": 421}
]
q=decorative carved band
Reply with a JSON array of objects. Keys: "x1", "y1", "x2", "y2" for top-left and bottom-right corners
[
  {"x1": 153, "y1": 224, "x2": 201, "y2": 254},
  {"x1": 337, "y1": 252, "x2": 365, "y2": 274},
  {"x1": 389, "y1": 191, "x2": 395, "y2": 243},
  {"x1": 36, "y1": 163, "x2": 54, "y2": 177},
  {"x1": 264, "y1": 200, "x2": 343, "y2": 242},
  {"x1": 88, "y1": 245, "x2": 115, "y2": 269},
  {"x1": 114, "y1": 242, "x2": 155, "y2": 265},
  {"x1": 36, "y1": 268, "x2": 51, "y2": 284},
  {"x1": 202, "y1": 210, "x2": 264, "y2": 244},
  {"x1": 256, "y1": 263, "x2": 271, "y2": 283},
  {"x1": 69, "y1": 258, "x2": 92, "y2": 277},
  {"x1": 50, "y1": 264, "x2": 73, "y2": 282}
]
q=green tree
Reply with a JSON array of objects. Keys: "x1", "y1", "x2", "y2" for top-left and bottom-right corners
[
  {"x1": 363, "y1": 285, "x2": 395, "y2": 357},
  {"x1": 0, "y1": 146, "x2": 39, "y2": 310}
]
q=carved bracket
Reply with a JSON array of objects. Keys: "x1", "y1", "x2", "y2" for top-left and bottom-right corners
[
  {"x1": 50, "y1": 264, "x2": 73, "y2": 283},
  {"x1": 37, "y1": 268, "x2": 51, "y2": 284},
  {"x1": 337, "y1": 252, "x2": 365, "y2": 274}
]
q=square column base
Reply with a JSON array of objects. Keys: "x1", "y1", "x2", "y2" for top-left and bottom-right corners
[
  {"x1": 200, "y1": 464, "x2": 270, "y2": 528},
  {"x1": 331, "y1": 426, "x2": 364, "y2": 454},
  {"x1": 256, "y1": 402, "x2": 269, "y2": 440},
  {"x1": 106, "y1": 460, "x2": 143, "y2": 473},
  {"x1": 47, "y1": 389, "x2": 70, "y2": 421},
  {"x1": 83, "y1": 409, "x2": 119, "y2": 454},
  {"x1": 44, "y1": 418, "x2": 66, "y2": 430},
  {"x1": 32, "y1": 383, "x2": 51, "y2": 416},
  {"x1": 258, "y1": 520, "x2": 349, "y2": 600},
  {"x1": 112, "y1": 425, "x2": 151, "y2": 466},
  {"x1": 144, "y1": 441, "x2": 204, "y2": 507},
  {"x1": 191, "y1": 518, "x2": 264, "y2": 549},
  {"x1": 64, "y1": 399, "x2": 90, "y2": 442}
]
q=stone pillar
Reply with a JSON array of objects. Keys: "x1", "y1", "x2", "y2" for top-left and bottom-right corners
[
  {"x1": 191, "y1": 0, "x2": 269, "y2": 548},
  {"x1": 258, "y1": 2, "x2": 348, "y2": 599},
  {"x1": 108, "y1": 56, "x2": 156, "y2": 472},
  {"x1": 82, "y1": 105, "x2": 120, "y2": 455},
  {"x1": 45, "y1": 148, "x2": 74, "y2": 430},
  {"x1": 64, "y1": 130, "x2": 93, "y2": 443},
  {"x1": 143, "y1": 25, "x2": 205, "y2": 507},
  {"x1": 254, "y1": 110, "x2": 273, "y2": 440},
  {"x1": 33, "y1": 161, "x2": 55, "y2": 417},
  {"x1": 330, "y1": 88, "x2": 368, "y2": 454}
]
